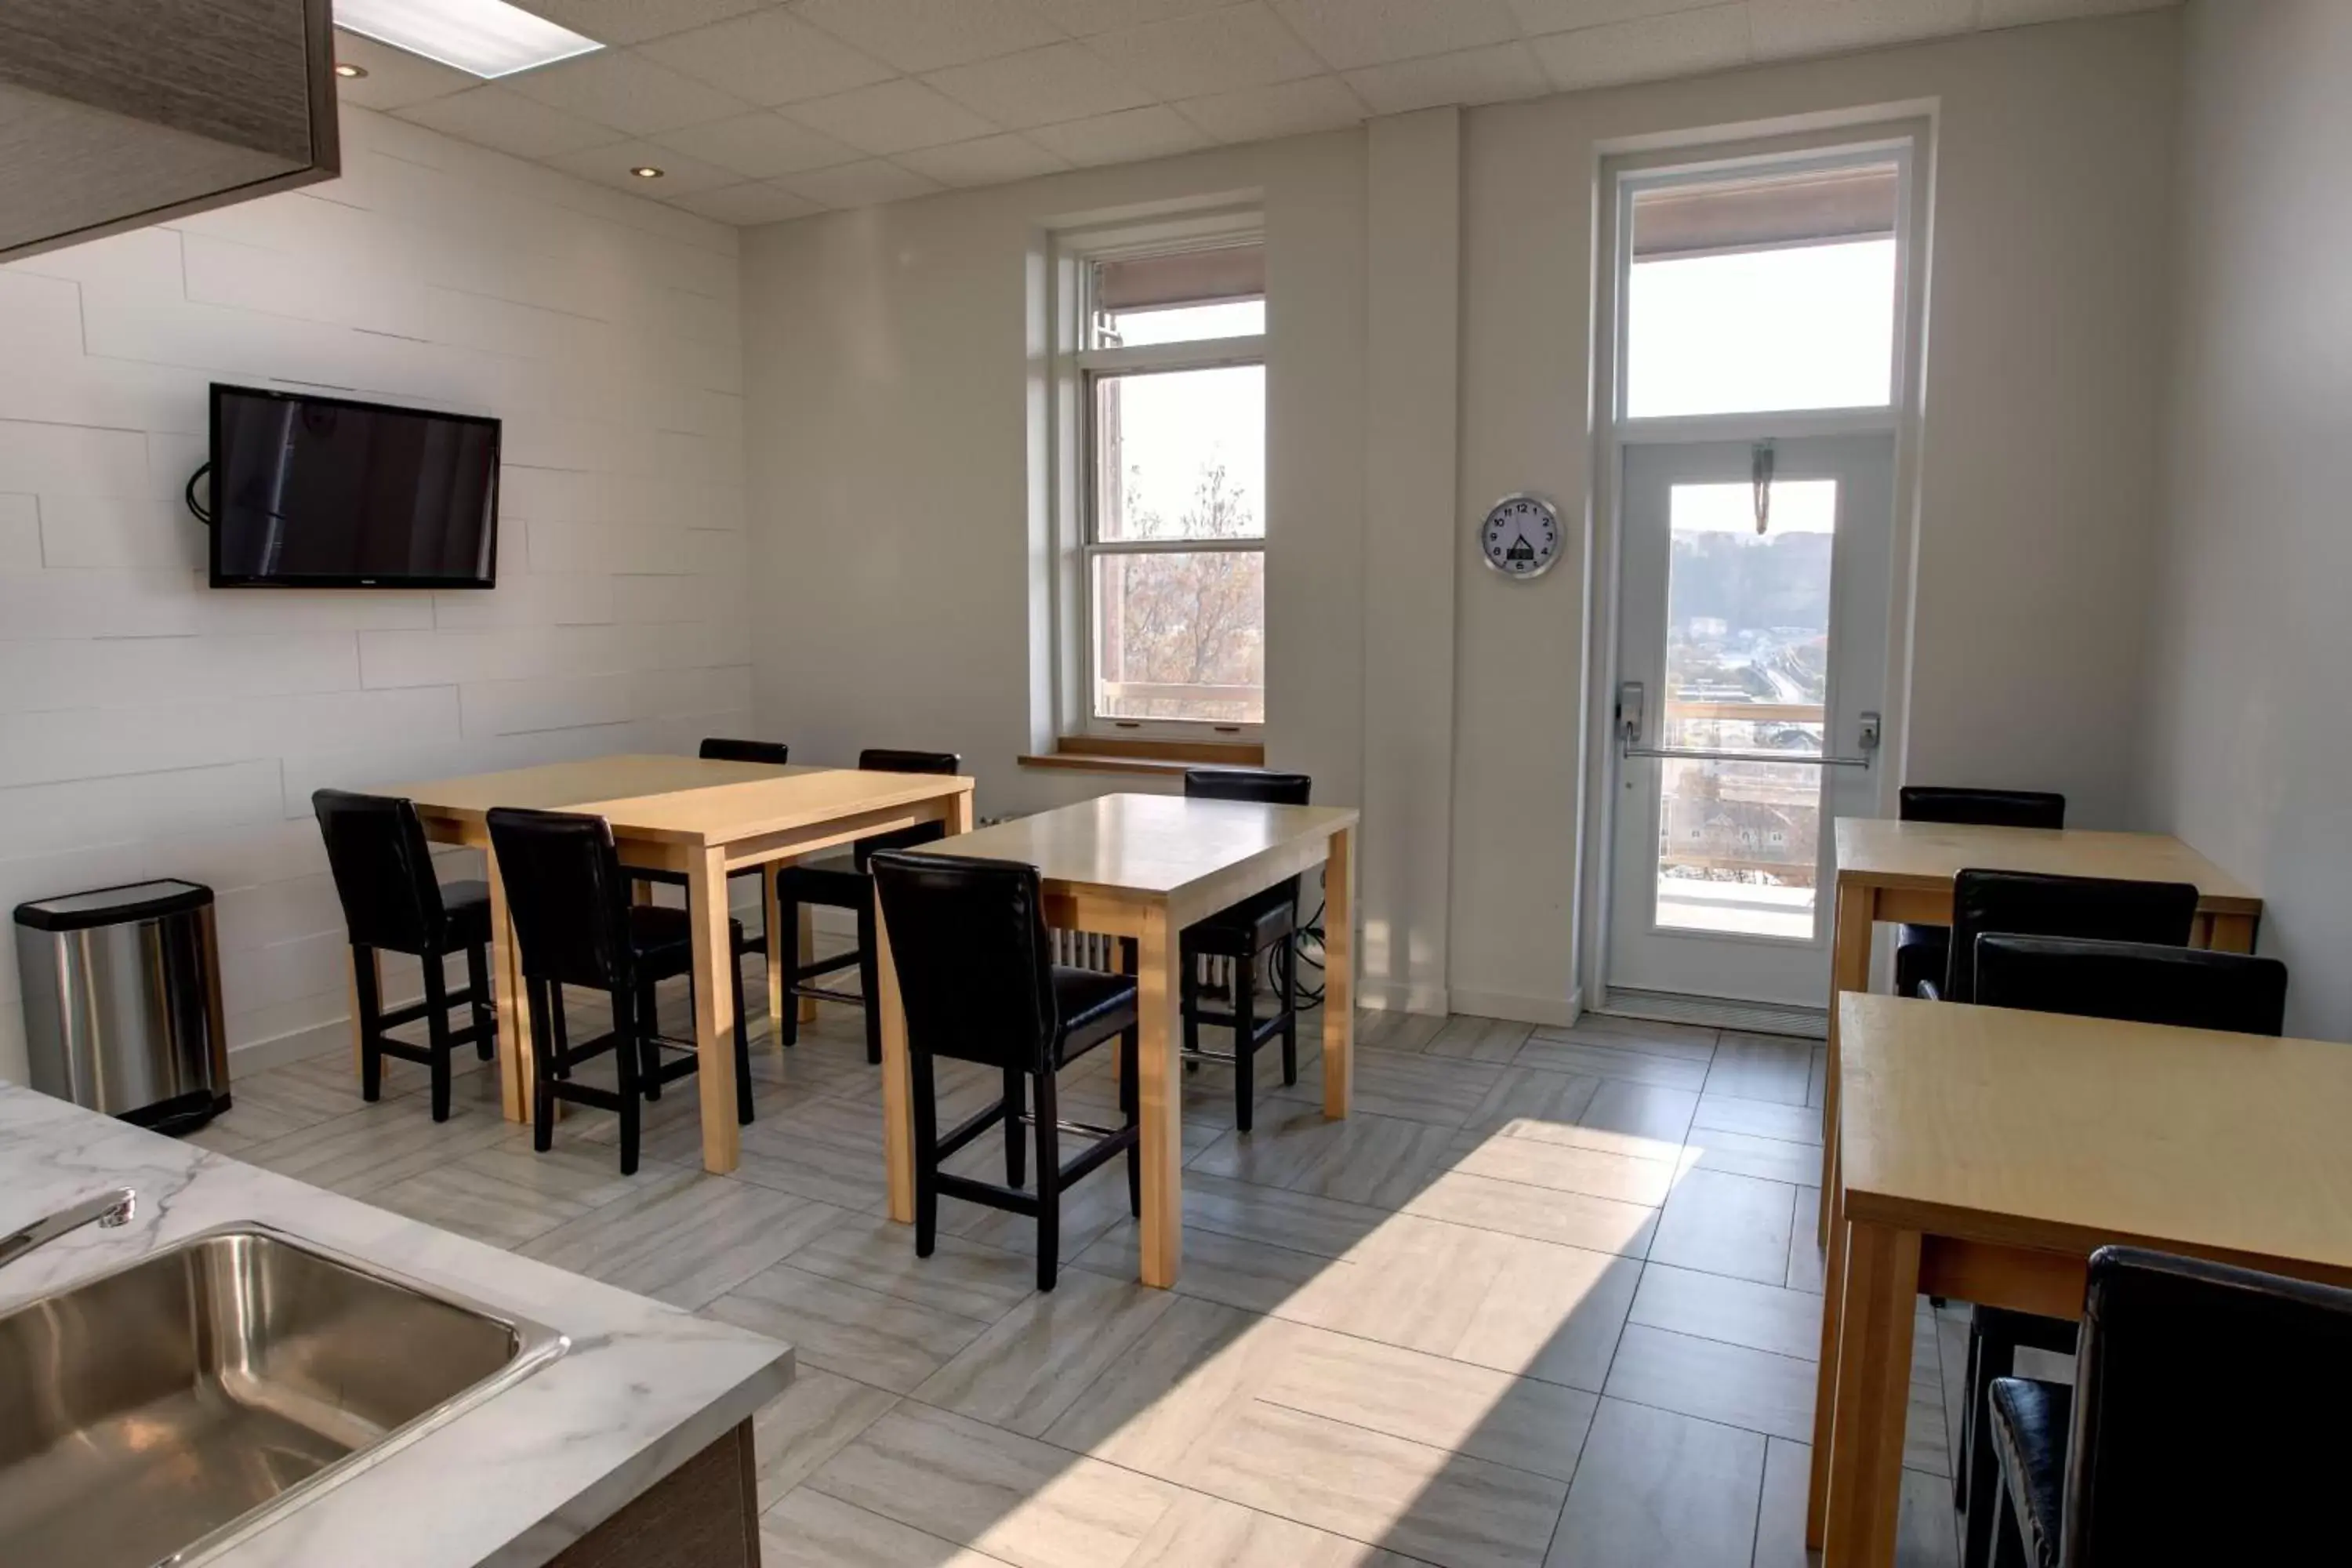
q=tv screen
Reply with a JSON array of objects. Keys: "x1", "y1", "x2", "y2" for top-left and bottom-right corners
[{"x1": 209, "y1": 384, "x2": 500, "y2": 588}]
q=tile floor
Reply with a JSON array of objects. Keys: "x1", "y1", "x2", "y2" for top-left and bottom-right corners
[{"x1": 199, "y1": 969, "x2": 1978, "y2": 1567}]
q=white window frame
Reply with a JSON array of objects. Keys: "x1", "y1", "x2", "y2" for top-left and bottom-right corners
[{"x1": 1050, "y1": 212, "x2": 1267, "y2": 744}]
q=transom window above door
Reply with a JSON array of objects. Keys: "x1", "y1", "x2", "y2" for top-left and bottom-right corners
[
  {"x1": 1624, "y1": 161, "x2": 1902, "y2": 421},
  {"x1": 1073, "y1": 239, "x2": 1267, "y2": 732}
]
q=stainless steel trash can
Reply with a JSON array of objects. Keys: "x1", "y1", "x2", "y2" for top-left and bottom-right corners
[{"x1": 13, "y1": 879, "x2": 230, "y2": 1134}]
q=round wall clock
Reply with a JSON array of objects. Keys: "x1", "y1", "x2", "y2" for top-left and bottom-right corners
[{"x1": 1478, "y1": 492, "x2": 1563, "y2": 580}]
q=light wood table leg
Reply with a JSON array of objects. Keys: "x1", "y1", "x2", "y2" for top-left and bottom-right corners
[
  {"x1": 486, "y1": 847, "x2": 530, "y2": 1124},
  {"x1": 688, "y1": 846, "x2": 742, "y2": 1174},
  {"x1": 762, "y1": 869, "x2": 788, "y2": 1029},
  {"x1": 1820, "y1": 1218, "x2": 1919, "y2": 1567},
  {"x1": 1322, "y1": 826, "x2": 1356, "y2": 1118},
  {"x1": 2205, "y1": 912, "x2": 2257, "y2": 954},
  {"x1": 1136, "y1": 905, "x2": 1184, "y2": 1287},
  {"x1": 796, "y1": 900, "x2": 819, "y2": 1026},
  {"x1": 1806, "y1": 1177, "x2": 1850, "y2": 1544},
  {"x1": 878, "y1": 887, "x2": 914, "y2": 1223},
  {"x1": 1821, "y1": 880, "x2": 1872, "y2": 1242}
]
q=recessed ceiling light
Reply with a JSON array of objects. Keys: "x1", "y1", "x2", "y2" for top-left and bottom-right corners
[
  {"x1": 630, "y1": 166, "x2": 665, "y2": 180},
  {"x1": 334, "y1": 62, "x2": 368, "y2": 78},
  {"x1": 334, "y1": 0, "x2": 602, "y2": 79}
]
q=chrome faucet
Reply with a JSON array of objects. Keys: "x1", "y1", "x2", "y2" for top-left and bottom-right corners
[{"x1": 0, "y1": 1189, "x2": 136, "y2": 1272}]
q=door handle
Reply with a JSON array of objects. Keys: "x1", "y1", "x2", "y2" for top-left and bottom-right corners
[
  {"x1": 1616, "y1": 682, "x2": 1646, "y2": 749},
  {"x1": 1621, "y1": 709, "x2": 1882, "y2": 770}
]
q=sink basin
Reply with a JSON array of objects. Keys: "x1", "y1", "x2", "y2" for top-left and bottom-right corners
[{"x1": 0, "y1": 1224, "x2": 564, "y2": 1568}]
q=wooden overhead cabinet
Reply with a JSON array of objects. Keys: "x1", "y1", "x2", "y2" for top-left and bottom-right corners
[{"x1": 0, "y1": 0, "x2": 338, "y2": 262}]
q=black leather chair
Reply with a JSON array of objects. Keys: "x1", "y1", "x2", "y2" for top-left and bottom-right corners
[
  {"x1": 1985, "y1": 1247, "x2": 2352, "y2": 1567},
  {"x1": 313, "y1": 789, "x2": 496, "y2": 1123},
  {"x1": 1954, "y1": 933, "x2": 2284, "y2": 1568},
  {"x1": 630, "y1": 738, "x2": 793, "y2": 974},
  {"x1": 485, "y1": 806, "x2": 753, "y2": 1176},
  {"x1": 1893, "y1": 787, "x2": 2067, "y2": 998},
  {"x1": 1179, "y1": 768, "x2": 1311, "y2": 1133},
  {"x1": 1923, "y1": 869, "x2": 2200, "y2": 1005},
  {"x1": 777, "y1": 749, "x2": 962, "y2": 1064},
  {"x1": 868, "y1": 849, "x2": 1138, "y2": 1293}
]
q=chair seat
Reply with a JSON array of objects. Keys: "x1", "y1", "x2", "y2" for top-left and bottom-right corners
[
  {"x1": 1987, "y1": 1376, "x2": 2071, "y2": 1568},
  {"x1": 1053, "y1": 964, "x2": 1138, "y2": 1064},
  {"x1": 1185, "y1": 885, "x2": 1298, "y2": 957},
  {"x1": 779, "y1": 852, "x2": 866, "y2": 909},
  {"x1": 629, "y1": 904, "x2": 744, "y2": 978},
  {"x1": 1895, "y1": 922, "x2": 1948, "y2": 997}
]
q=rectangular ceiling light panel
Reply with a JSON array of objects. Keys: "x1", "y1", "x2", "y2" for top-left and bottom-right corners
[{"x1": 336, "y1": 0, "x2": 602, "y2": 78}]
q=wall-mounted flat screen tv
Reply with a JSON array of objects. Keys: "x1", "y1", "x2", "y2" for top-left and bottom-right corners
[{"x1": 209, "y1": 383, "x2": 500, "y2": 588}]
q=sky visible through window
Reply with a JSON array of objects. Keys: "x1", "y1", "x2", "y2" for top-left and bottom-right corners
[{"x1": 1628, "y1": 238, "x2": 1897, "y2": 418}]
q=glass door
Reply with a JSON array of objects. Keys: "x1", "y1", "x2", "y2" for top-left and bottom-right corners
[{"x1": 1605, "y1": 435, "x2": 1893, "y2": 1010}]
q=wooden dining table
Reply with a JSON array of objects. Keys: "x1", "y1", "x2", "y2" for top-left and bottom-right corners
[
  {"x1": 1820, "y1": 818, "x2": 2263, "y2": 1236},
  {"x1": 1807, "y1": 993, "x2": 2352, "y2": 1565},
  {"x1": 390, "y1": 753, "x2": 975, "y2": 1174},
  {"x1": 874, "y1": 792, "x2": 1359, "y2": 1289}
]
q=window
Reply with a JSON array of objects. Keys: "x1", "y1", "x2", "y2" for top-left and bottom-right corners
[{"x1": 1075, "y1": 240, "x2": 1266, "y2": 731}]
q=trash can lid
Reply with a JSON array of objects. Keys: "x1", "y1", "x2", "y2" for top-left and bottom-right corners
[{"x1": 13, "y1": 878, "x2": 214, "y2": 931}]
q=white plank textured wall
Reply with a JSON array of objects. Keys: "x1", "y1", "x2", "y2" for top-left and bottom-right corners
[{"x1": 0, "y1": 106, "x2": 751, "y2": 1081}]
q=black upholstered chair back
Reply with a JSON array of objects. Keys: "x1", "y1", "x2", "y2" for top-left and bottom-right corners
[
  {"x1": 1943, "y1": 869, "x2": 2198, "y2": 1005},
  {"x1": 1899, "y1": 786, "x2": 2067, "y2": 830},
  {"x1": 869, "y1": 851, "x2": 1056, "y2": 1073},
  {"x1": 485, "y1": 808, "x2": 635, "y2": 993},
  {"x1": 313, "y1": 789, "x2": 448, "y2": 956},
  {"x1": 1185, "y1": 768, "x2": 1312, "y2": 806},
  {"x1": 859, "y1": 748, "x2": 960, "y2": 775},
  {"x1": 1975, "y1": 935, "x2": 2288, "y2": 1036},
  {"x1": 2063, "y1": 1247, "x2": 2352, "y2": 1564},
  {"x1": 699, "y1": 737, "x2": 791, "y2": 765}
]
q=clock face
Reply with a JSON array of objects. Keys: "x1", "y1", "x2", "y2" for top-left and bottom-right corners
[{"x1": 1479, "y1": 494, "x2": 1563, "y2": 579}]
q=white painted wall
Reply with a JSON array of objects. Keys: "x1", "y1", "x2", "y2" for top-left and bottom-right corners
[
  {"x1": 740, "y1": 13, "x2": 2183, "y2": 1025},
  {"x1": 0, "y1": 107, "x2": 750, "y2": 1082},
  {"x1": 2142, "y1": 0, "x2": 2352, "y2": 1039}
]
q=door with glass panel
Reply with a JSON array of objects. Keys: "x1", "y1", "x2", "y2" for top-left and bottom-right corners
[{"x1": 1606, "y1": 437, "x2": 1892, "y2": 1009}]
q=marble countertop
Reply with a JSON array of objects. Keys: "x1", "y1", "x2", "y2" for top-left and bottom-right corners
[{"x1": 0, "y1": 1085, "x2": 792, "y2": 1568}]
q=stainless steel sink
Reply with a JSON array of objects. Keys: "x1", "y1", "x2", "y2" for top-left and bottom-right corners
[{"x1": 0, "y1": 1223, "x2": 565, "y2": 1568}]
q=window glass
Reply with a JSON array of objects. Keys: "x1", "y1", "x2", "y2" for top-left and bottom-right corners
[
  {"x1": 1628, "y1": 240, "x2": 1896, "y2": 418},
  {"x1": 1091, "y1": 552, "x2": 1265, "y2": 724},
  {"x1": 1092, "y1": 365, "x2": 1265, "y2": 543},
  {"x1": 1098, "y1": 298, "x2": 1265, "y2": 347}
]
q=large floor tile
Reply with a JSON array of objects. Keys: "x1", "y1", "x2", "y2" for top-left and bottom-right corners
[
  {"x1": 1786, "y1": 1186, "x2": 1826, "y2": 1294},
  {"x1": 1461, "y1": 1065, "x2": 1603, "y2": 1138},
  {"x1": 1043, "y1": 1294, "x2": 1270, "y2": 1472},
  {"x1": 1403, "y1": 1169, "x2": 1659, "y2": 1256},
  {"x1": 1602, "y1": 1323, "x2": 1814, "y2": 1443},
  {"x1": 1703, "y1": 1033, "x2": 1815, "y2": 1106},
  {"x1": 1358, "y1": 1008, "x2": 1447, "y2": 1053},
  {"x1": 761, "y1": 1486, "x2": 1016, "y2": 1567},
  {"x1": 708, "y1": 1262, "x2": 993, "y2": 1392},
  {"x1": 1267, "y1": 1044, "x2": 1504, "y2": 1126},
  {"x1": 750, "y1": 1367, "x2": 901, "y2": 1506},
  {"x1": 1691, "y1": 1091, "x2": 1822, "y2": 1147},
  {"x1": 1516, "y1": 1036, "x2": 1712, "y2": 1092},
  {"x1": 1548, "y1": 1398, "x2": 1762, "y2": 1568},
  {"x1": 1074, "y1": 1218, "x2": 1334, "y2": 1315},
  {"x1": 374, "y1": 1131, "x2": 674, "y2": 1250},
  {"x1": 1191, "y1": 1105, "x2": 1462, "y2": 1210},
  {"x1": 1447, "y1": 1127, "x2": 1679, "y2": 1206},
  {"x1": 1754, "y1": 1439, "x2": 1958, "y2": 1568},
  {"x1": 1677, "y1": 1127, "x2": 1820, "y2": 1186},
  {"x1": 1424, "y1": 1014, "x2": 1535, "y2": 1063},
  {"x1": 811, "y1": 1404, "x2": 1183, "y2": 1568},
  {"x1": 1508, "y1": 1078, "x2": 1699, "y2": 1162},
  {"x1": 240, "y1": 1097, "x2": 510, "y2": 1195},
  {"x1": 786, "y1": 1211, "x2": 1037, "y2": 1322},
  {"x1": 1125, "y1": 1490, "x2": 1423, "y2": 1567},
  {"x1": 1628, "y1": 1263, "x2": 1824, "y2": 1363},
  {"x1": 519, "y1": 1178, "x2": 846, "y2": 1309},
  {"x1": 913, "y1": 1265, "x2": 1178, "y2": 1436},
  {"x1": 1648, "y1": 1167, "x2": 1797, "y2": 1286},
  {"x1": 1539, "y1": 1014, "x2": 1719, "y2": 1062},
  {"x1": 1174, "y1": 1170, "x2": 1394, "y2": 1258}
]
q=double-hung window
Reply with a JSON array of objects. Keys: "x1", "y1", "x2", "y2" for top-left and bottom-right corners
[{"x1": 1073, "y1": 239, "x2": 1266, "y2": 732}]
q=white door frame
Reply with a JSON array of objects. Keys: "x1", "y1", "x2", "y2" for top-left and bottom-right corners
[{"x1": 1577, "y1": 116, "x2": 1936, "y2": 1023}]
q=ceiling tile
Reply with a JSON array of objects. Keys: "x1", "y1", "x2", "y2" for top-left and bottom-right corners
[
  {"x1": 1270, "y1": 0, "x2": 1521, "y2": 70},
  {"x1": 330, "y1": 31, "x2": 476, "y2": 111},
  {"x1": 1532, "y1": 3, "x2": 1751, "y2": 89},
  {"x1": 788, "y1": 0, "x2": 1066, "y2": 72},
  {"x1": 1083, "y1": 2, "x2": 1327, "y2": 98},
  {"x1": 780, "y1": 78, "x2": 1001, "y2": 153},
  {"x1": 778, "y1": 158, "x2": 947, "y2": 207},
  {"x1": 510, "y1": 0, "x2": 774, "y2": 46},
  {"x1": 506, "y1": 49, "x2": 752, "y2": 133},
  {"x1": 1029, "y1": 103, "x2": 1210, "y2": 165},
  {"x1": 637, "y1": 10, "x2": 898, "y2": 103},
  {"x1": 1177, "y1": 74, "x2": 1366, "y2": 141},
  {"x1": 395, "y1": 86, "x2": 623, "y2": 158},
  {"x1": 1342, "y1": 41, "x2": 1548, "y2": 113},
  {"x1": 924, "y1": 42, "x2": 1154, "y2": 129},
  {"x1": 1979, "y1": 0, "x2": 2173, "y2": 24},
  {"x1": 543, "y1": 138, "x2": 739, "y2": 194},
  {"x1": 1749, "y1": 0, "x2": 1979, "y2": 58},
  {"x1": 897, "y1": 132, "x2": 1073, "y2": 186},
  {"x1": 1031, "y1": 0, "x2": 1237, "y2": 34},
  {"x1": 665, "y1": 181, "x2": 822, "y2": 223},
  {"x1": 1505, "y1": 0, "x2": 1730, "y2": 34},
  {"x1": 653, "y1": 111, "x2": 862, "y2": 176}
]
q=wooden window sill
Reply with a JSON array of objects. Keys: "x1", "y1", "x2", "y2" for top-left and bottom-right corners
[{"x1": 1018, "y1": 735, "x2": 1265, "y2": 777}]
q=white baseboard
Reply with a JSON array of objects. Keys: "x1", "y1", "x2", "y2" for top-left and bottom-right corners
[
  {"x1": 1355, "y1": 979, "x2": 1448, "y2": 1015},
  {"x1": 228, "y1": 1015, "x2": 356, "y2": 1076},
  {"x1": 1445, "y1": 985, "x2": 1585, "y2": 1029}
]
